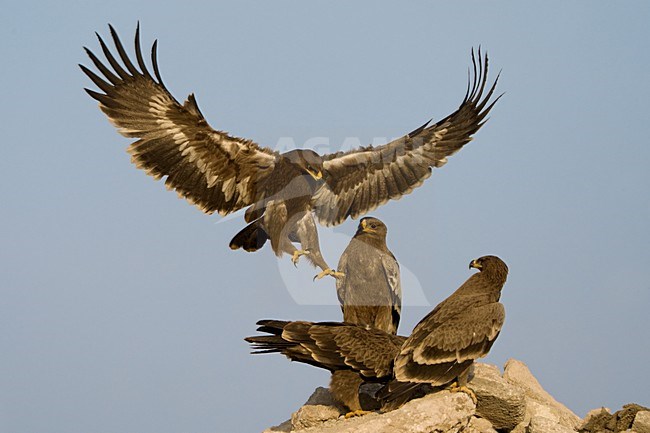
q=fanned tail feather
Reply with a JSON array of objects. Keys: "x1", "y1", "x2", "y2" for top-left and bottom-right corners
[{"x1": 229, "y1": 219, "x2": 268, "y2": 251}]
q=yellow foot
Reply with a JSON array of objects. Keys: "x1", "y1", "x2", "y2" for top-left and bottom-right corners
[
  {"x1": 344, "y1": 409, "x2": 372, "y2": 419},
  {"x1": 291, "y1": 250, "x2": 310, "y2": 267},
  {"x1": 448, "y1": 382, "x2": 477, "y2": 405},
  {"x1": 313, "y1": 268, "x2": 345, "y2": 281}
]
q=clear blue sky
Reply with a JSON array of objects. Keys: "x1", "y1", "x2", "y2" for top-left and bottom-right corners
[{"x1": 1, "y1": 2, "x2": 649, "y2": 432}]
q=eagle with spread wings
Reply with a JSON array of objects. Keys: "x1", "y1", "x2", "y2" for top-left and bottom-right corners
[{"x1": 81, "y1": 24, "x2": 501, "y2": 279}]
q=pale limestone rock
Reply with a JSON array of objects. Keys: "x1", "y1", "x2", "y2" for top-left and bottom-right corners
[
  {"x1": 504, "y1": 359, "x2": 581, "y2": 429},
  {"x1": 469, "y1": 363, "x2": 526, "y2": 430},
  {"x1": 527, "y1": 398, "x2": 563, "y2": 422},
  {"x1": 289, "y1": 391, "x2": 474, "y2": 433},
  {"x1": 633, "y1": 411, "x2": 650, "y2": 433},
  {"x1": 261, "y1": 359, "x2": 650, "y2": 433},
  {"x1": 529, "y1": 415, "x2": 579, "y2": 433},
  {"x1": 584, "y1": 407, "x2": 612, "y2": 421},
  {"x1": 291, "y1": 405, "x2": 342, "y2": 430},
  {"x1": 510, "y1": 421, "x2": 529, "y2": 433},
  {"x1": 465, "y1": 416, "x2": 498, "y2": 433},
  {"x1": 290, "y1": 388, "x2": 343, "y2": 430}
]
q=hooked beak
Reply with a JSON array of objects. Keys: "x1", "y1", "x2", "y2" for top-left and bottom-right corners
[
  {"x1": 360, "y1": 219, "x2": 375, "y2": 234},
  {"x1": 469, "y1": 259, "x2": 482, "y2": 270},
  {"x1": 307, "y1": 169, "x2": 323, "y2": 180}
]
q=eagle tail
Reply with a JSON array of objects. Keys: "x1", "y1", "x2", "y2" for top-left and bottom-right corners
[
  {"x1": 377, "y1": 380, "x2": 436, "y2": 410},
  {"x1": 245, "y1": 320, "x2": 304, "y2": 355},
  {"x1": 229, "y1": 219, "x2": 268, "y2": 251},
  {"x1": 245, "y1": 320, "x2": 349, "y2": 371}
]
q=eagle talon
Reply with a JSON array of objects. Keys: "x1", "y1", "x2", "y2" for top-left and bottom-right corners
[
  {"x1": 448, "y1": 382, "x2": 477, "y2": 405},
  {"x1": 313, "y1": 268, "x2": 345, "y2": 281},
  {"x1": 292, "y1": 250, "x2": 310, "y2": 267},
  {"x1": 344, "y1": 409, "x2": 372, "y2": 419}
]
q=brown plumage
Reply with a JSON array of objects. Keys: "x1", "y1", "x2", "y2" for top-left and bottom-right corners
[
  {"x1": 383, "y1": 255, "x2": 507, "y2": 406},
  {"x1": 246, "y1": 255, "x2": 508, "y2": 409},
  {"x1": 81, "y1": 24, "x2": 500, "y2": 277},
  {"x1": 330, "y1": 217, "x2": 401, "y2": 412},
  {"x1": 337, "y1": 217, "x2": 401, "y2": 334}
]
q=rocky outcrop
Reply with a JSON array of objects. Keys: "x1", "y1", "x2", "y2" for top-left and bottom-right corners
[
  {"x1": 578, "y1": 404, "x2": 650, "y2": 433},
  {"x1": 471, "y1": 363, "x2": 526, "y2": 430},
  {"x1": 266, "y1": 391, "x2": 475, "y2": 433},
  {"x1": 502, "y1": 359, "x2": 582, "y2": 432},
  {"x1": 262, "y1": 359, "x2": 646, "y2": 433},
  {"x1": 633, "y1": 410, "x2": 650, "y2": 433}
]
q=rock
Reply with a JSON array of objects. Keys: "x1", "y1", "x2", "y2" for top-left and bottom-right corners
[
  {"x1": 291, "y1": 405, "x2": 342, "y2": 430},
  {"x1": 529, "y1": 415, "x2": 579, "y2": 433},
  {"x1": 465, "y1": 416, "x2": 498, "y2": 433},
  {"x1": 260, "y1": 358, "x2": 648, "y2": 433},
  {"x1": 304, "y1": 387, "x2": 340, "y2": 406},
  {"x1": 579, "y1": 407, "x2": 613, "y2": 432},
  {"x1": 504, "y1": 359, "x2": 581, "y2": 430},
  {"x1": 582, "y1": 407, "x2": 611, "y2": 423},
  {"x1": 510, "y1": 421, "x2": 529, "y2": 433},
  {"x1": 527, "y1": 398, "x2": 565, "y2": 423},
  {"x1": 615, "y1": 405, "x2": 649, "y2": 431},
  {"x1": 262, "y1": 419, "x2": 292, "y2": 433},
  {"x1": 469, "y1": 363, "x2": 526, "y2": 430},
  {"x1": 633, "y1": 411, "x2": 650, "y2": 433},
  {"x1": 287, "y1": 391, "x2": 474, "y2": 433},
  {"x1": 579, "y1": 404, "x2": 650, "y2": 433},
  {"x1": 290, "y1": 388, "x2": 343, "y2": 430}
]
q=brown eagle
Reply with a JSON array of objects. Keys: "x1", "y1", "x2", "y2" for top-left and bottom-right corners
[
  {"x1": 80, "y1": 24, "x2": 501, "y2": 279},
  {"x1": 330, "y1": 217, "x2": 401, "y2": 415},
  {"x1": 246, "y1": 255, "x2": 508, "y2": 409}
]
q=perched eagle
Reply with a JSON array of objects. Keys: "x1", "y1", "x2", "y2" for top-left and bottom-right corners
[
  {"x1": 336, "y1": 217, "x2": 401, "y2": 334},
  {"x1": 331, "y1": 217, "x2": 401, "y2": 414},
  {"x1": 81, "y1": 24, "x2": 501, "y2": 279},
  {"x1": 246, "y1": 255, "x2": 508, "y2": 409}
]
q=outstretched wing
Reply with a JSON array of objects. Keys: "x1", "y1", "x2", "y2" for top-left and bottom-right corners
[
  {"x1": 313, "y1": 49, "x2": 501, "y2": 226},
  {"x1": 80, "y1": 24, "x2": 278, "y2": 215}
]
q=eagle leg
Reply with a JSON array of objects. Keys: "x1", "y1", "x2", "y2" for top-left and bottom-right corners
[
  {"x1": 330, "y1": 370, "x2": 363, "y2": 413},
  {"x1": 344, "y1": 409, "x2": 373, "y2": 419},
  {"x1": 447, "y1": 382, "x2": 477, "y2": 405},
  {"x1": 313, "y1": 268, "x2": 345, "y2": 281},
  {"x1": 291, "y1": 250, "x2": 310, "y2": 267}
]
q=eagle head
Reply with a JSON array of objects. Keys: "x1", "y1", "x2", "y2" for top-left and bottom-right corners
[
  {"x1": 284, "y1": 149, "x2": 324, "y2": 180},
  {"x1": 469, "y1": 256, "x2": 509, "y2": 282},
  {"x1": 356, "y1": 216, "x2": 388, "y2": 238}
]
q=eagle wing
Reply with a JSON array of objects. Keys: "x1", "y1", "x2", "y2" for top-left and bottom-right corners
[
  {"x1": 313, "y1": 49, "x2": 501, "y2": 226},
  {"x1": 80, "y1": 24, "x2": 278, "y2": 215},
  {"x1": 381, "y1": 253, "x2": 402, "y2": 333},
  {"x1": 393, "y1": 303, "x2": 504, "y2": 383},
  {"x1": 246, "y1": 320, "x2": 406, "y2": 380},
  {"x1": 410, "y1": 303, "x2": 505, "y2": 364}
]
